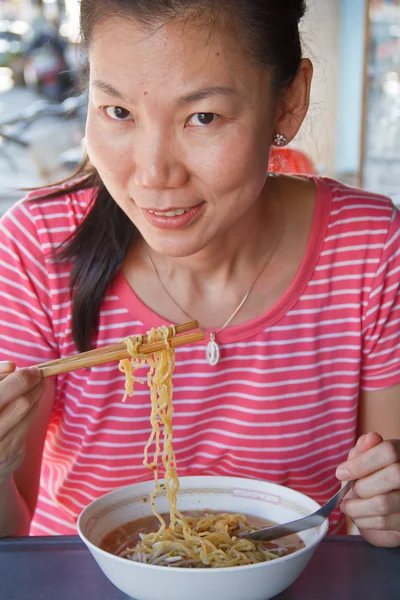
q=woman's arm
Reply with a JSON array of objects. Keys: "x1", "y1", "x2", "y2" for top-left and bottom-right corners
[
  {"x1": 0, "y1": 369, "x2": 55, "y2": 537},
  {"x1": 358, "y1": 385, "x2": 400, "y2": 440},
  {"x1": 0, "y1": 199, "x2": 63, "y2": 536},
  {"x1": 336, "y1": 385, "x2": 400, "y2": 547},
  {"x1": 13, "y1": 376, "x2": 56, "y2": 525}
]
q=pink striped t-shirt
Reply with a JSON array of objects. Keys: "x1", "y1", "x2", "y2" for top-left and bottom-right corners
[{"x1": 0, "y1": 177, "x2": 399, "y2": 536}]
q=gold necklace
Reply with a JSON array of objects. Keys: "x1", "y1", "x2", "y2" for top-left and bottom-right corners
[{"x1": 143, "y1": 197, "x2": 285, "y2": 366}]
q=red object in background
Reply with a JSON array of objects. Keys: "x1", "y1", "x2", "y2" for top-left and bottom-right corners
[{"x1": 269, "y1": 147, "x2": 317, "y2": 175}]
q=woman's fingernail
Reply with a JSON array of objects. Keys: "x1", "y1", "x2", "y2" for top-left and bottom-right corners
[
  {"x1": 356, "y1": 434, "x2": 367, "y2": 447},
  {"x1": 336, "y1": 468, "x2": 350, "y2": 479},
  {"x1": 28, "y1": 366, "x2": 42, "y2": 377}
]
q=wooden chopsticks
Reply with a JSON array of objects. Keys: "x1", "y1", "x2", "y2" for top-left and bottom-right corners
[{"x1": 34, "y1": 321, "x2": 204, "y2": 378}]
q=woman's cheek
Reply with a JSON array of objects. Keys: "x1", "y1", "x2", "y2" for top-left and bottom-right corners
[
  {"x1": 86, "y1": 115, "x2": 132, "y2": 183},
  {"x1": 197, "y1": 129, "x2": 265, "y2": 193}
]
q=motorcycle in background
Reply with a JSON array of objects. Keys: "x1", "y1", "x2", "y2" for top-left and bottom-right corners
[
  {"x1": 23, "y1": 12, "x2": 76, "y2": 102},
  {"x1": 23, "y1": 45, "x2": 71, "y2": 102}
]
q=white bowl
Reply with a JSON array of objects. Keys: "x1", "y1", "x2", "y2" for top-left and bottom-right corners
[{"x1": 77, "y1": 476, "x2": 328, "y2": 600}]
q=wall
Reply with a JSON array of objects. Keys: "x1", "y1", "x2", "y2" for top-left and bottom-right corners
[
  {"x1": 335, "y1": 0, "x2": 367, "y2": 180},
  {"x1": 293, "y1": 0, "x2": 341, "y2": 176}
]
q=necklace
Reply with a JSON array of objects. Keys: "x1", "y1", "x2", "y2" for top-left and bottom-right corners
[{"x1": 143, "y1": 195, "x2": 285, "y2": 366}]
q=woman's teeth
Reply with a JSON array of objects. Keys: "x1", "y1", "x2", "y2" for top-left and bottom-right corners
[{"x1": 148, "y1": 209, "x2": 188, "y2": 217}]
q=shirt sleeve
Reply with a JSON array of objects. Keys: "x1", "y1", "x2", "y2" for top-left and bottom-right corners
[
  {"x1": 361, "y1": 206, "x2": 400, "y2": 390},
  {"x1": 0, "y1": 200, "x2": 58, "y2": 368}
]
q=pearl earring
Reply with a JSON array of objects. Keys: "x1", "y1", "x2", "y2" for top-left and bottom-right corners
[{"x1": 273, "y1": 133, "x2": 288, "y2": 147}]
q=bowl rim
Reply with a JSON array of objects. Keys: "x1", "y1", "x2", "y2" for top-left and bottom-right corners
[{"x1": 77, "y1": 475, "x2": 329, "y2": 574}]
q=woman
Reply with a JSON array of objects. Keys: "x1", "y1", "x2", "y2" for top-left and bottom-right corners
[{"x1": 0, "y1": 0, "x2": 399, "y2": 547}]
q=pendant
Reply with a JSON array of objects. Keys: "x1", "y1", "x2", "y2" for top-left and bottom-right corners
[{"x1": 206, "y1": 333, "x2": 220, "y2": 366}]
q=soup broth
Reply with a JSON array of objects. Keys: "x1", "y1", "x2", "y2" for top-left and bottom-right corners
[{"x1": 101, "y1": 510, "x2": 305, "y2": 568}]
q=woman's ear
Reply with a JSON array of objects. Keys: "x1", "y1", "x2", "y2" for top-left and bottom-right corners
[{"x1": 273, "y1": 58, "x2": 313, "y2": 144}]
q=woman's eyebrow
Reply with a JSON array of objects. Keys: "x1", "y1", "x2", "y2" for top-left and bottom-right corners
[
  {"x1": 179, "y1": 86, "x2": 236, "y2": 105},
  {"x1": 92, "y1": 80, "x2": 128, "y2": 101},
  {"x1": 92, "y1": 80, "x2": 236, "y2": 104}
]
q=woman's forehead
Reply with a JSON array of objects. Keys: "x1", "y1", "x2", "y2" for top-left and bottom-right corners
[{"x1": 89, "y1": 16, "x2": 261, "y2": 93}]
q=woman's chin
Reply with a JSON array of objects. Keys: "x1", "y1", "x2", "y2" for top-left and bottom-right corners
[
  {"x1": 136, "y1": 220, "x2": 216, "y2": 259},
  {"x1": 143, "y1": 237, "x2": 209, "y2": 259}
]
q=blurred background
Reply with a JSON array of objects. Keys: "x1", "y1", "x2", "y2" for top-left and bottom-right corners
[{"x1": 0, "y1": 0, "x2": 400, "y2": 215}]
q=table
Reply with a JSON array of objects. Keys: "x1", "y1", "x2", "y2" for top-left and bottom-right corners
[{"x1": 0, "y1": 535, "x2": 399, "y2": 600}]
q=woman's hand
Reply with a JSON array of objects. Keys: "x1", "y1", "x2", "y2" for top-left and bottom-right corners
[
  {"x1": 0, "y1": 362, "x2": 45, "y2": 485},
  {"x1": 336, "y1": 432, "x2": 400, "y2": 547}
]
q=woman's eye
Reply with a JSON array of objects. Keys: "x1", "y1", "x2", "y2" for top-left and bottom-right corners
[
  {"x1": 104, "y1": 106, "x2": 133, "y2": 121},
  {"x1": 187, "y1": 113, "x2": 218, "y2": 127}
]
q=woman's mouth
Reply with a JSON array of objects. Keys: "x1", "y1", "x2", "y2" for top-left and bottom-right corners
[
  {"x1": 148, "y1": 208, "x2": 188, "y2": 217},
  {"x1": 141, "y1": 203, "x2": 205, "y2": 230}
]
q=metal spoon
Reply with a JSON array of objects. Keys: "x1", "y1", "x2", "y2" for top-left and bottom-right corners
[{"x1": 238, "y1": 480, "x2": 355, "y2": 542}]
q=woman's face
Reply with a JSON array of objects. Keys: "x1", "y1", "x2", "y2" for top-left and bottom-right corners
[{"x1": 86, "y1": 17, "x2": 278, "y2": 257}]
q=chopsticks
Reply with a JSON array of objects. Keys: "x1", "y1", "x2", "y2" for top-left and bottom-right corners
[{"x1": 33, "y1": 321, "x2": 204, "y2": 378}]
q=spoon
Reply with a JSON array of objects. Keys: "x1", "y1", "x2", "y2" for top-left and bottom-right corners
[{"x1": 238, "y1": 481, "x2": 355, "y2": 542}]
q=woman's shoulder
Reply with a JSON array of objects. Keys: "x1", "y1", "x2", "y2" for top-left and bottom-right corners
[
  {"x1": 23, "y1": 181, "x2": 96, "y2": 221},
  {"x1": 281, "y1": 174, "x2": 397, "y2": 223},
  {"x1": 311, "y1": 178, "x2": 400, "y2": 273},
  {"x1": 316, "y1": 176, "x2": 397, "y2": 217},
  {"x1": 316, "y1": 178, "x2": 400, "y2": 254},
  {"x1": 1, "y1": 182, "x2": 97, "y2": 252}
]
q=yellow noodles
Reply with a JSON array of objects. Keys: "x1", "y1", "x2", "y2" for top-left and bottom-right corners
[
  {"x1": 119, "y1": 326, "x2": 283, "y2": 568},
  {"x1": 119, "y1": 334, "x2": 144, "y2": 400},
  {"x1": 121, "y1": 326, "x2": 180, "y2": 528},
  {"x1": 117, "y1": 512, "x2": 285, "y2": 568}
]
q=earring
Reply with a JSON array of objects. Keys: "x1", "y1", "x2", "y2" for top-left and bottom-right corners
[{"x1": 273, "y1": 133, "x2": 288, "y2": 147}]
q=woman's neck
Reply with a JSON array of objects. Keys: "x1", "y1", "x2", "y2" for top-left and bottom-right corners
[{"x1": 143, "y1": 177, "x2": 283, "y2": 292}]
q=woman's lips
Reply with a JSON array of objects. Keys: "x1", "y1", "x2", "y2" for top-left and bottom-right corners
[{"x1": 141, "y1": 203, "x2": 205, "y2": 230}]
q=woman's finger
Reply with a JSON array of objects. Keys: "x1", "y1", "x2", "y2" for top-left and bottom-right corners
[
  {"x1": 350, "y1": 462, "x2": 400, "y2": 499},
  {"x1": 0, "y1": 362, "x2": 16, "y2": 381},
  {"x1": 0, "y1": 401, "x2": 40, "y2": 476},
  {"x1": 347, "y1": 432, "x2": 383, "y2": 460},
  {"x1": 341, "y1": 490, "x2": 400, "y2": 519},
  {"x1": 0, "y1": 367, "x2": 42, "y2": 410},
  {"x1": 351, "y1": 512, "x2": 400, "y2": 532},
  {"x1": 336, "y1": 439, "x2": 400, "y2": 481},
  {"x1": 0, "y1": 379, "x2": 45, "y2": 440}
]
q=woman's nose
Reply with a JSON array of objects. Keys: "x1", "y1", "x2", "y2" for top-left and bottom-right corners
[{"x1": 133, "y1": 134, "x2": 188, "y2": 190}]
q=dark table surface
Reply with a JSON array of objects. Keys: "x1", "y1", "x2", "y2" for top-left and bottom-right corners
[{"x1": 0, "y1": 535, "x2": 399, "y2": 600}]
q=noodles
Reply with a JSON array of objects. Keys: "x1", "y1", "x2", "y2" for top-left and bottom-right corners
[
  {"x1": 114, "y1": 512, "x2": 293, "y2": 568},
  {"x1": 121, "y1": 326, "x2": 179, "y2": 529},
  {"x1": 117, "y1": 326, "x2": 286, "y2": 568},
  {"x1": 119, "y1": 334, "x2": 144, "y2": 401}
]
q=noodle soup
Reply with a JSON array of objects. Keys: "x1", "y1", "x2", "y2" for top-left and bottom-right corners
[
  {"x1": 100, "y1": 510, "x2": 305, "y2": 569},
  {"x1": 78, "y1": 476, "x2": 329, "y2": 600}
]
